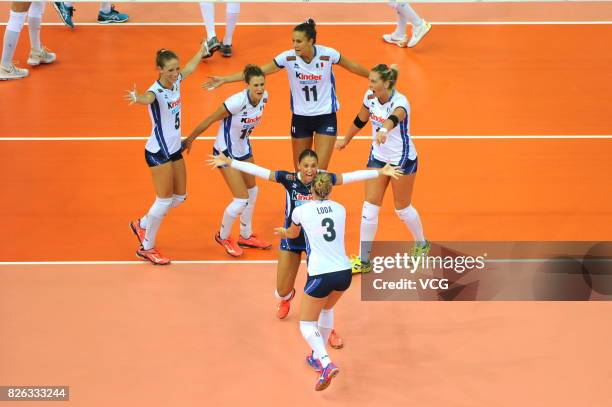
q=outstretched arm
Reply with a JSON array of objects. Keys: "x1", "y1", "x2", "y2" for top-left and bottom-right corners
[
  {"x1": 125, "y1": 84, "x2": 155, "y2": 105},
  {"x1": 208, "y1": 153, "x2": 277, "y2": 182},
  {"x1": 202, "y1": 60, "x2": 282, "y2": 90},
  {"x1": 336, "y1": 104, "x2": 370, "y2": 151},
  {"x1": 274, "y1": 222, "x2": 301, "y2": 239},
  {"x1": 181, "y1": 42, "x2": 210, "y2": 80},
  {"x1": 183, "y1": 104, "x2": 230, "y2": 154},
  {"x1": 337, "y1": 55, "x2": 370, "y2": 78},
  {"x1": 335, "y1": 163, "x2": 403, "y2": 185}
]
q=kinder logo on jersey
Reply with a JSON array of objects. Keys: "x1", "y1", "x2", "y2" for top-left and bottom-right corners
[
  {"x1": 295, "y1": 72, "x2": 322, "y2": 81},
  {"x1": 370, "y1": 113, "x2": 387, "y2": 125},
  {"x1": 167, "y1": 98, "x2": 181, "y2": 109},
  {"x1": 320, "y1": 56, "x2": 330, "y2": 61},
  {"x1": 291, "y1": 191, "x2": 313, "y2": 202},
  {"x1": 241, "y1": 115, "x2": 262, "y2": 124}
]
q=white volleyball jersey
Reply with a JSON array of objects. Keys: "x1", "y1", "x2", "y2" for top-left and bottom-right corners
[
  {"x1": 145, "y1": 75, "x2": 183, "y2": 156},
  {"x1": 274, "y1": 45, "x2": 341, "y2": 116},
  {"x1": 363, "y1": 89, "x2": 417, "y2": 165},
  {"x1": 214, "y1": 89, "x2": 268, "y2": 159},
  {"x1": 291, "y1": 200, "x2": 352, "y2": 276}
]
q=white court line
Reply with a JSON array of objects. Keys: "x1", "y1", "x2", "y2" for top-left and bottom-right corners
[
  {"x1": 0, "y1": 260, "x2": 281, "y2": 266},
  {"x1": 2, "y1": 21, "x2": 612, "y2": 26},
  {"x1": 1, "y1": 259, "x2": 609, "y2": 266},
  {"x1": 1, "y1": 135, "x2": 611, "y2": 141}
]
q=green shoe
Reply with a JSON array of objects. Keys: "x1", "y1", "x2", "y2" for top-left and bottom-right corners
[
  {"x1": 350, "y1": 255, "x2": 372, "y2": 274},
  {"x1": 411, "y1": 240, "x2": 431, "y2": 258}
]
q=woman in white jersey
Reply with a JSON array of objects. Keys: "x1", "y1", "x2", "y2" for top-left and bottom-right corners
[
  {"x1": 336, "y1": 64, "x2": 429, "y2": 273},
  {"x1": 209, "y1": 149, "x2": 401, "y2": 349},
  {"x1": 125, "y1": 44, "x2": 209, "y2": 265},
  {"x1": 275, "y1": 172, "x2": 349, "y2": 391},
  {"x1": 203, "y1": 19, "x2": 369, "y2": 171},
  {"x1": 184, "y1": 64, "x2": 271, "y2": 257}
]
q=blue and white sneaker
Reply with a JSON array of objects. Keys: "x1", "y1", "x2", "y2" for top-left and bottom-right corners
[
  {"x1": 52, "y1": 2, "x2": 75, "y2": 29},
  {"x1": 306, "y1": 352, "x2": 323, "y2": 373},
  {"x1": 315, "y1": 363, "x2": 339, "y2": 391},
  {"x1": 97, "y1": 5, "x2": 129, "y2": 24}
]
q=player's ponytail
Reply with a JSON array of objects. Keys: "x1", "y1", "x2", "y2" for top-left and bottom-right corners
[
  {"x1": 156, "y1": 49, "x2": 178, "y2": 69},
  {"x1": 294, "y1": 18, "x2": 317, "y2": 43},
  {"x1": 372, "y1": 63, "x2": 399, "y2": 90},
  {"x1": 312, "y1": 172, "x2": 333, "y2": 200}
]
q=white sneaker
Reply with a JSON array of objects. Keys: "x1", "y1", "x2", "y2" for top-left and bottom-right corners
[
  {"x1": 407, "y1": 20, "x2": 432, "y2": 48},
  {"x1": 0, "y1": 64, "x2": 29, "y2": 80},
  {"x1": 382, "y1": 32, "x2": 408, "y2": 48},
  {"x1": 27, "y1": 46, "x2": 57, "y2": 66}
]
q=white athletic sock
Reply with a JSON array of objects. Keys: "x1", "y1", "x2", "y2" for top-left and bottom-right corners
[
  {"x1": 274, "y1": 289, "x2": 294, "y2": 301},
  {"x1": 65, "y1": 2, "x2": 74, "y2": 7},
  {"x1": 360, "y1": 201, "x2": 380, "y2": 263},
  {"x1": 171, "y1": 193, "x2": 186, "y2": 209},
  {"x1": 389, "y1": 2, "x2": 407, "y2": 37},
  {"x1": 142, "y1": 197, "x2": 172, "y2": 250},
  {"x1": 2, "y1": 11, "x2": 26, "y2": 66},
  {"x1": 140, "y1": 215, "x2": 148, "y2": 229},
  {"x1": 220, "y1": 198, "x2": 248, "y2": 240},
  {"x1": 396, "y1": 205, "x2": 426, "y2": 244},
  {"x1": 28, "y1": 17, "x2": 41, "y2": 51},
  {"x1": 399, "y1": 3, "x2": 424, "y2": 27},
  {"x1": 199, "y1": 2, "x2": 216, "y2": 40},
  {"x1": 300, "y1": 321, "x2": 331, "y2": 368},
  {"x1": 239, "y1": 186, "x2": 257, "y2": 238},
  {"x1": 99, "y1": 2, "x2": 111, "y2": 14},
  {"x1": 223, "y1": 10, "x2": 239, "y2": 45},
  {"x1": 317, "y1": 308, "x2": 334, "y2": 346}
]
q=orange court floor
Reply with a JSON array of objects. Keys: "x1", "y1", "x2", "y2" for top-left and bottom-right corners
[{"x1": 1, "y1": 3, "x2": 611, "y2": 406}]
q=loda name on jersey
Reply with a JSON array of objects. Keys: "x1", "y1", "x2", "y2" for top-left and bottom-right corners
[{"x1": 316, "y1": 205, "x2": 333, "y2": 215}]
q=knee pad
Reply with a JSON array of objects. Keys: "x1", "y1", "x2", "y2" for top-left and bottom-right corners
[
  {"x1": 318, "y1": 308, "x2": 334, "y2": 329},
  {"x1": 226, "y1": 198, "x2": 248, "y2": 218},
  {"x1": 171, "y1": 193, "x2": 186, "y2": 208},
  {"x1": 7, "y1": 11, "x2": 27, "y2": 32},
  {"x1": 362, "y1": 201, "x2": 380, "y2": 224},
  {"x1": 149, "y1": 197, "x2": 173, "y2": 219},
  {"x1": 247, "y1": 186, "x2": 258, "y2": 204},
  {"x1": 226, "y1": 2, "x2": 240, "y2": 14},
  {"x1": 395, "y1": 205, "x2": 417, "y2": 222},
  {"x1": 28, "y1": 2, "x2": 45, "y2": 19}
]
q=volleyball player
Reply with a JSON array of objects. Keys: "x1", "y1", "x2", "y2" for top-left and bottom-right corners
[
  {"x1": 1, "y1": 1, "x2": 55, "y2": 81},
  {"x1": 125, "y1": 43, "x2": 210, "y2": 265},
  {"x1": 203, "y1": 19, "x2": 369, "y2": 170},
  {"x1": 383, "y1": 2, "x2": 431, "y2": 48},
  {"x1": 209, "y1": 149, "x2": 401, "y2": 347},
  {"x1": 336, "y1": 64, "x2": 429, "y2": 273},
  {"x1": 199, "y1": 2, "x2": 240, "y2": 57},
  {"x1": 184, "y1": 64, "x2": 271, "y2": 257},
  {"x1": 274, "y1": 172, "x2": 349, "y2": 391}
]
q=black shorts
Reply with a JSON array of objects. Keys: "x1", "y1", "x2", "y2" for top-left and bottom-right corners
[
  {"x1": 145, "y1": 148, "x2": 183, "y2": 168},
  {"x1": 291, "y1": 113, "x2": 337, "y2": 139},
  {"x1": 367, "y1": 154, "x2": 418, "y2": 175},
  {"x1": 304, "y1": 269, "x2": 352, "y2": 298},
  {"x1": 280, "y1": 231, "x2": 306, "y2": 254},
  {"x1": 212, "y1": 147, "x2": 253, "y2": 168}
]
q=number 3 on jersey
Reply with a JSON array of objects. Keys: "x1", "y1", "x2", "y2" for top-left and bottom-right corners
[
  {"x1": 302, "y1": 85, "x2": 318, "y2": 102},
  {"x1": 322, "y1": 217, "x2": 336, "y2": 242}
]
